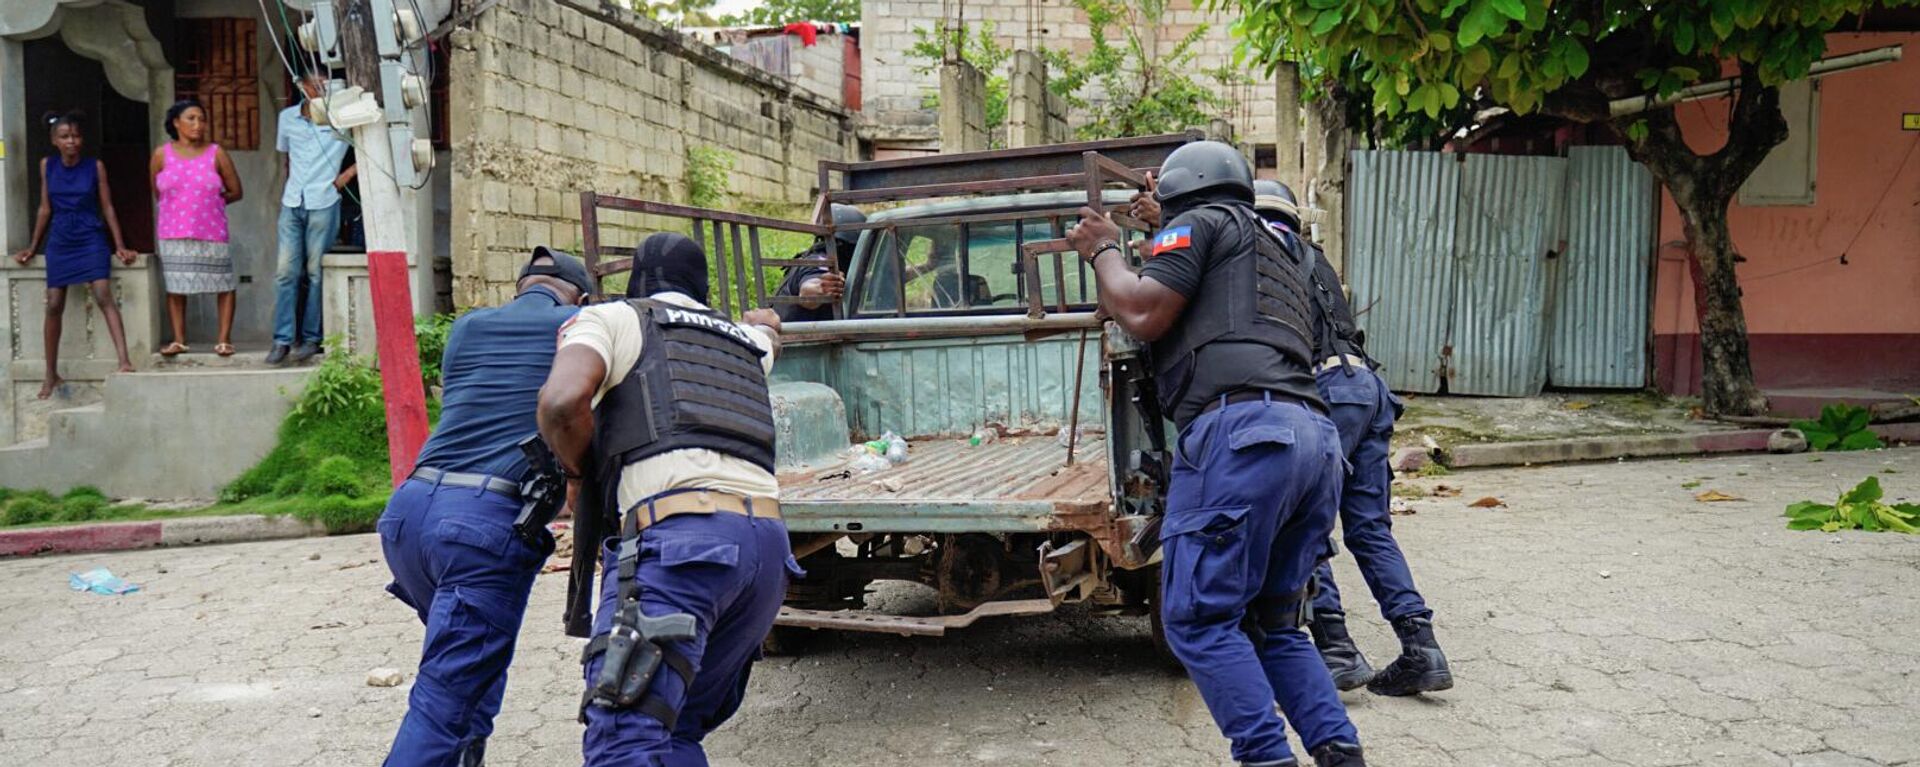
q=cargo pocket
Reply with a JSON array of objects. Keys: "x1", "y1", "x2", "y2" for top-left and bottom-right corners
[
  {"x1": 647, "y1": 534, "x2": 742, "y2": 571},
  {"x1": 436, "y1": 515, "x2": 544, "y2": 571},
  {"x1": 1158, "y1": 504, "x2": 1252, "y2": 623}
]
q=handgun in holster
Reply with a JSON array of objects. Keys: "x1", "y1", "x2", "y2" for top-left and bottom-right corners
[{"x1": 512, "y1": 435, "x2": 566, "y2": 554}]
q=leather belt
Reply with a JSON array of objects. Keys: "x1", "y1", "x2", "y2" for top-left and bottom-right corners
[
  {"x1": 1314, "y1": 354, "x2": 1371, "y2": 374},
  {"x1": 631, "y1": 490, "x2": 781, "y2": 533},
  {"x1": 1199, "y1": 389, "x2": 1310, "y2": 416},
  {"x1": 411, "y1": 467, "x2": 522, "y2": 499}
]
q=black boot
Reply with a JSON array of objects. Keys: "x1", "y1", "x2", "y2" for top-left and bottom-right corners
[
  {"x1": 1309, "y1": 615, "x2": 1376, "y2": 691},
  {"x1": 460, "y1": 737, "x2": 486, "y2": 767},
  {"x1": 1309, "y1": 741, "x2": 1365, "y2": 767},
  {"x1": 1366, "y1": 615, "x2": 1452, "y2": 696}
]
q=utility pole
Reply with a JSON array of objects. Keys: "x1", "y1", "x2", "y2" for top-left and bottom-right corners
[{"x1": 306, "y1": 0, "x2": 432, "y2": 486}]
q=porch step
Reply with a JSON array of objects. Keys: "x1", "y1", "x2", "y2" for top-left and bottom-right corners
[
  {"x1": 0, "y1": 368, "x2": 311, "y2": 500},
  {"x1": 150, "y1": 344, "x2": 326, "y2": 371}
]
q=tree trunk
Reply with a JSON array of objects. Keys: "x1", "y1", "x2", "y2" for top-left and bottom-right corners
[
  {"x1": 1671, "y1": 187, "x2": 1769, "y2": 415},
  {"x1": 1611, "y1": 71, "x2": 1784, "y2": 416}
]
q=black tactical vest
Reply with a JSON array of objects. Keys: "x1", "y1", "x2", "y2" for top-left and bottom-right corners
[
  {"x1": 1150, "y1": 204, "x2": 1319, "y2": 414},
  {"x1": 1292, "y1": 233, "x2": 1369, "y2": 363},
  {"x1": 591, "y1": 299, "x2": 778, "y2": 492}
]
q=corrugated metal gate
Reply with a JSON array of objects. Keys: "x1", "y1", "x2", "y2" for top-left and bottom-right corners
[{"x1": 1346, "y1": 147, "x2": 1653, "y2": 395}]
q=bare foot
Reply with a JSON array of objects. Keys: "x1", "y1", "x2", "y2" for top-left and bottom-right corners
[
  {"x1": 37, "y1": 376, "x2": 63, "y2": 400},
  {"x1": 117, "y1": 361, "x2": 135, "y2": 373}
]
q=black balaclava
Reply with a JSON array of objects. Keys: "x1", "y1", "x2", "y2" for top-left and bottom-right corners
[{"x1": 629, "y1": 232, "x2": 709, "y2": 303}]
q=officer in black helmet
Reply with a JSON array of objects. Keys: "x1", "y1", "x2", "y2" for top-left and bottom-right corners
[
  {"x1": 1252, "y1": 179, "x2": 1453, "y2": 697},
  {"x1": 772, "y1": 203, "x2": 865, "y2": 322},
  {"x1": 1069, "y1": 142, "x2": 1364, "y2": 767}
]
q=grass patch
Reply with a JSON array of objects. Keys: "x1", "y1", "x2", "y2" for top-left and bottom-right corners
[
  {"x1": 1415, "y1": 462, "x2": 1451, "y2": 478},
  {"x1": 1391, "y1": 482, "x2": 1430, "y2": 499},
  {"x1": 216, "y1": 341, "x2": 441, "y2": 534},
  {"x1": 0, "y1": 486, "x2": 159, "y2": 528}
]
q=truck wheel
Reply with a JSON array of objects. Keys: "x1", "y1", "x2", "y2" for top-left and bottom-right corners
[
  {"x1": 762, "y1": 626, "x2": 815, "y2": 657},
  {"x1": 1145, "y1": 566, "x2": 1183, "y2": 672}
]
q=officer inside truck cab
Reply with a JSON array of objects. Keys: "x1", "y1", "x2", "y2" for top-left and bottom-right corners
[
  {"x1": 536, "y1": 232, "x2": 798, "y2": 767},
  {"x1": 772, "y1": 203, "x2": 865, "y2": 323},
  {"x1": 1252, "y1": 180, "x2": 1453, "y2": 700},
  {"x1": 1067, "y1": 141, "x2": 1365, "y2": 767}
]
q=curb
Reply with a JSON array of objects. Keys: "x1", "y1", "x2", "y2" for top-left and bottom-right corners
[
  {"x1": 0, "y1": 514, "x2": 328, "y2": 558},
  {"x1": 1442, "y1": 422, "x2": 1920, "y2": 469}
]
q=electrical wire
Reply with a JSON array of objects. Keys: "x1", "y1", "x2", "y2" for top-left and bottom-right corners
[
  {"x1": 1744, "y1": 134, "x2": 1919, "y2": 283},
  {"x1": 266, "y1": 0, "x2": 436, "y2": 195},
  {"x1": 258, "y1": 0, "x2": 301, "y2": 91}
]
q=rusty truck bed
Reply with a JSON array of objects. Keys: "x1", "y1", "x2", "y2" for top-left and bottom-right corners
[{"x1": 775, "y1": 435, "x2": 1111, "y2": 534}]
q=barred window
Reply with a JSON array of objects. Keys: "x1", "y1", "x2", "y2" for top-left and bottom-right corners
[{"x1": 174, "y1": 18, "x2": 261, "y2": 150}]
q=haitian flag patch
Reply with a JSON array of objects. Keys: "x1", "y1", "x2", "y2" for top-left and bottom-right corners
[{"x1": 1152, "y1": 226, "x2": 1193, "y2": 256}]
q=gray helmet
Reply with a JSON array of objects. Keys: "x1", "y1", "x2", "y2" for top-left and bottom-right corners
[
  {"x1": 830, "y1": 204, "x2": 866, "y2": 248},
  {"x1": 1154, "y1": 141, "x2": 1254, "y2": 203},
  {"x1": 1252, "y1": 180, "x2": 1302, "y2": 230}
]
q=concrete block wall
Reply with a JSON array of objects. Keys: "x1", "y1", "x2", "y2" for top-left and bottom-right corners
[
  {"x1": 447, "y1": 0, "x2": 856, "y2": 307},
  {"x1": 861, "y1": 0, "x2": 1279, "y2": 143}
]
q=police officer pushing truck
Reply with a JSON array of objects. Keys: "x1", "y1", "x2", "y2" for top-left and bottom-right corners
[
  {"x1": 537, "y1": 232, "x2": 796, "y2": 767},
  {"x1": 1251, "y1": 180, "x2": 1454, "y2": 698},
  {"x1": 376, "y1": 247, "x2": 592, "y2": 767},
  {"x1": 1068, "y1": 141, "x2": 1366, "y2": 767}
]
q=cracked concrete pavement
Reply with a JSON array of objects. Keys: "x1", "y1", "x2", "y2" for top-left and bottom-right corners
[{"x1": 2, "y1": 449, "x2": 1917, "y2": 766}]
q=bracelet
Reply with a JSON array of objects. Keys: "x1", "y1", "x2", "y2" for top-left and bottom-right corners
[{"x1": 1086, "y1": 240, "x2": 1123, "y2": 264}]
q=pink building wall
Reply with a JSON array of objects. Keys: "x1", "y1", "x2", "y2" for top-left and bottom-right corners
[{"x1": 1653, "y1": 33, "x2": 1920, "y2": 396}]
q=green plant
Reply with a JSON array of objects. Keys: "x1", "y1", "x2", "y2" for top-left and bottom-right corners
[
  {"x1": 1415, "y1": 462, "x2": 1451, "y2": 478},
  {"x1": 685, "y1": 146, "x2": 735, "y2": 210},
  {"x1": 1785, "y1": 477, "x2": 1920, "y2": 533},
  {"x1": 56, "y1": 496, "x2": 106, "y2": 523},
  {"x1": 1790, "y1": 403, "x2": 1883, "y2": 452},
  {"x1": 721, "y1": 0, "x2": 858, "y2": 25},
  {"x1": 61, "y1": 485, "x2": 107, "y2": 503},
  {"x1": 307, "y1": 456, "x2": 367, "y2": 498},
  {"x1": 415, "y1": 313, "x2": 458, "y2": 389},
  {"x1": 3, "y1": 496, "x2": 57, "y2": 526},
  {"x1": 292, "y1": 494, "x2": 390, "y2": 534},
  {"x1": 1052, "y1": 0, "x2": 1241, "y2": 140},
  {"x1": 907, "y1": 21, "x2": 1015, "y2": 141},
  {"x1": 290, "y1": 347, "x2": 386, "y2": 422}
]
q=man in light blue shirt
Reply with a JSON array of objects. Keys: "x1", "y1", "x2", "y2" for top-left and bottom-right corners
[{"x1": 269, "y1": 71, "x2": 356, "y2": 365}]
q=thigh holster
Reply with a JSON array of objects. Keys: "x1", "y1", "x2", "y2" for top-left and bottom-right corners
[{"x1": 579, "y1": 509, "x2": 699, "y2": 728}]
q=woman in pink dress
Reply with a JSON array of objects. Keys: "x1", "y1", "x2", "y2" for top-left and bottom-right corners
[{"x1": 149, "y1": 98, "x2": 243, "y2": 356}]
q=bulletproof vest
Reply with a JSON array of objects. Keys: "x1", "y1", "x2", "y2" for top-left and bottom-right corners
[
  {"x1": 1300, "y1": 238, "x2": 1368, "y2": 362},
  {"x1": 592, "y1": 299, "x2": 778, "y2": 491},
  {"x1": 1150, "y1": 204, "x2": 1318, "y2": 413}
]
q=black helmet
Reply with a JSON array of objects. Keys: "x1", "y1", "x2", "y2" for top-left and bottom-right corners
[
  {"x1": 830, "y1": 204, "x2": 866, "y2": 248},
  {"x1": 1253, "y1": 180, "x2": 1302, "y2": 230},
  {"x1": 1154, "y1": 141, "x2": 1253, "y2": 203}
]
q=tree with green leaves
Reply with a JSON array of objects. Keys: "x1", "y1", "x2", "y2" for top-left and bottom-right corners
[
  {"x1": 725, "y1": 0, "x2": 860, "y2": 25},
  {"x1": 1050, "y1": 0, "x2": 1243, "y2": 139},
  {"x1": 626, "y1": 0, "x2": 724, "y2": 27},
  {"x1": 1228, "y1": 0, "x2": 1916, "y2": 415},
  {"x1": 906, "y1": 0, "x2": 1241, "y2": 144}
]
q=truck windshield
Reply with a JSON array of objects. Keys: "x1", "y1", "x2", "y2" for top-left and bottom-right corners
[{"x1": 855, "y1": 217, "x2": 1097, "y2": 316}]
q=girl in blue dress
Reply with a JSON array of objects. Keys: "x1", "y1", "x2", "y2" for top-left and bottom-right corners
[{"x1": 11, "y1": 111, "x2": 138, "y2": 399}]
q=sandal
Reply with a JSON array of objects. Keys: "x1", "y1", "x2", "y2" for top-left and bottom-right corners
[
  {"x1": 215, "y1": 343, "x2": 236, "y2": 357},
  {"x1": 160, "y1": 342, "x2": 190, "y2": 357}
]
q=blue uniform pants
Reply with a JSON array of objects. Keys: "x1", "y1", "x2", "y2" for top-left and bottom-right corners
[
  {"x1": 1311, "y1": 367, "x2": 1432, "y2": 623},
  {"x1": 1160, "y1": 397, "x2": 1358, "y2": 763},
  {"x1": 582, "y1": 505, "x2": 797, "y2": 767},
  {"x1": 378, "y1": 477, "x2": 546, "y2": 767}
]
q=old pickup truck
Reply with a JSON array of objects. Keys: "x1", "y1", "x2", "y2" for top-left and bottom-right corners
[{"x1": 576, "y1": 133, "x2": 1201, "y2": 650}]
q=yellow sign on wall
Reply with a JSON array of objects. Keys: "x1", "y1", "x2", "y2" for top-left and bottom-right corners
[{"x1": 1906, "y1": 113, "x2": 1920, "y2": 131}]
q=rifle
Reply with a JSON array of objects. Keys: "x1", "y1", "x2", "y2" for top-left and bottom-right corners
[{"x1": 564, "y1": 451, "x2": 608, "y2": 638}]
